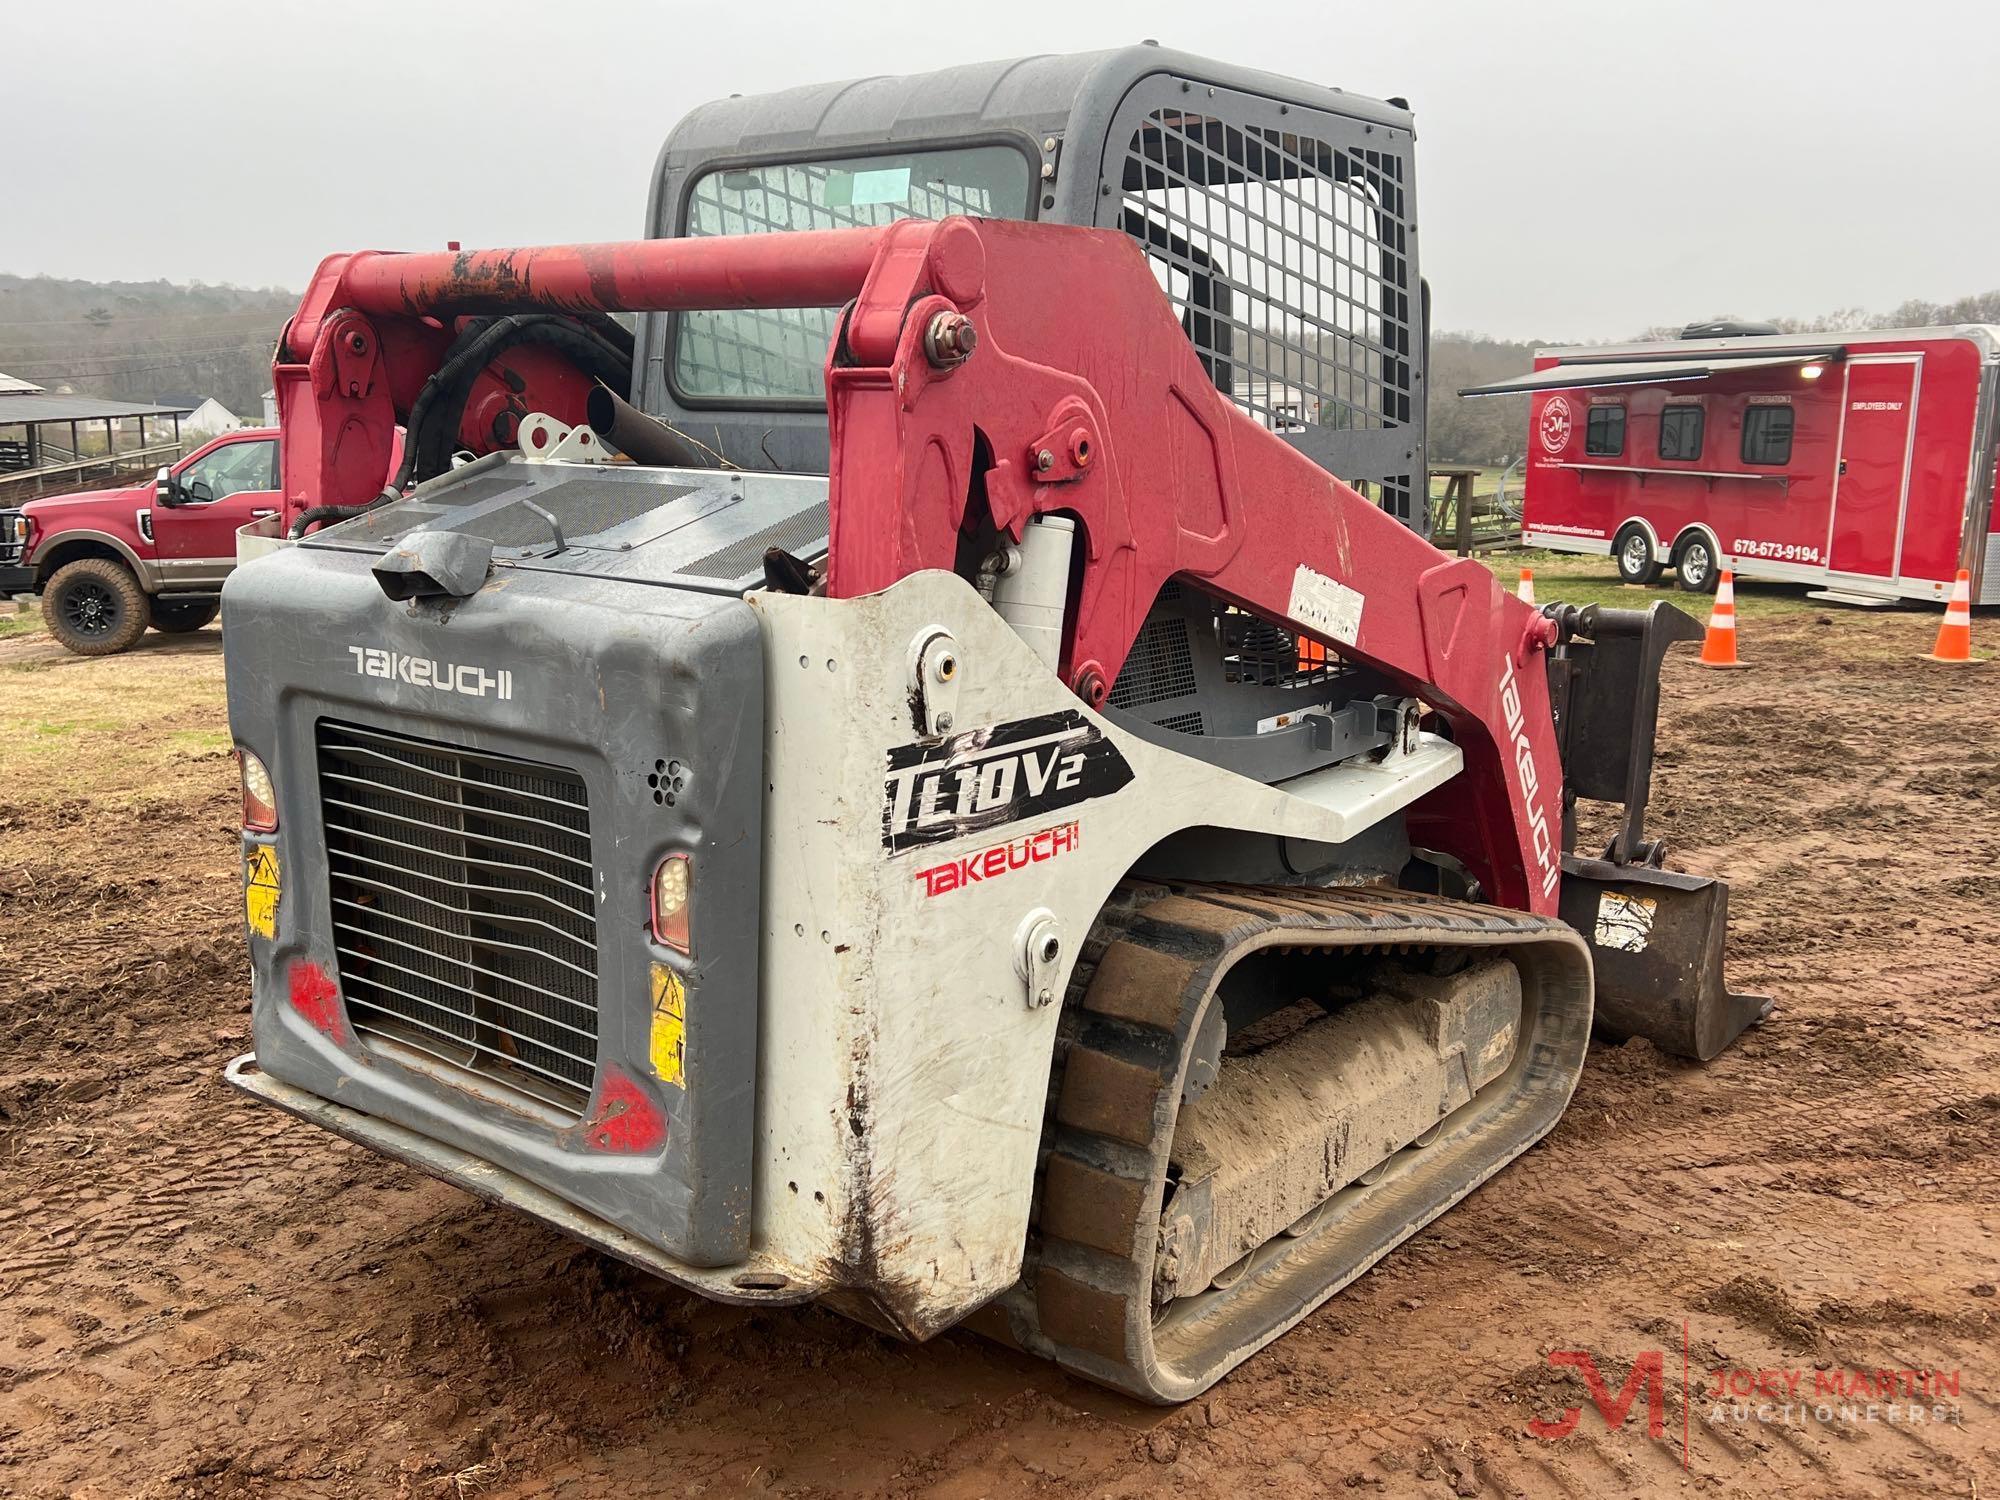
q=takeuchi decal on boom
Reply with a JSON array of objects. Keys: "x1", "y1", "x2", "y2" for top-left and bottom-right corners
[
  {"x1": 882, "y1": 709, "x2": 1132, "y2": 854},
  {"x1": 1498, "y1": 654, "x2": 1560, "y2": 898}
]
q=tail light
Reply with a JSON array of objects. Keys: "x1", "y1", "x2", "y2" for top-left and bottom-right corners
[
  {"x1": 652, "y1": 853, "x2": 691, "y2": 953},
  {"x1": 238, "y1": 748, "x2": 278, "y2": 831}
]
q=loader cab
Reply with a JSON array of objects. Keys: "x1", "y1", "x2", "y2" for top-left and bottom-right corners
[{"x1": 635, "y1": 44, "x2": 1428, "y2": 533}]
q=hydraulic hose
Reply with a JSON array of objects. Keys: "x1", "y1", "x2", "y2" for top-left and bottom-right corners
[
  {"x1": 290, "y1": 312, "x2": 645, "y2": 538},
  {"x1": 287, "y1": 501, "x2": 374, "y2": 539},
  {"x1": 404, "y1": 314, "x2": 634, "y2": 487}
]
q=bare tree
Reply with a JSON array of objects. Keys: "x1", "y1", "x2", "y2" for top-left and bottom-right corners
[{"x1": 1427, "y1": 333, "x2": 1539, "y2": 465}]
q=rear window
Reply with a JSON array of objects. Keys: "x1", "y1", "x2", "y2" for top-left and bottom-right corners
[
  {"x1": 673, "y1": 146, "x2": 1034, "y2": 402},
  {"x1": 1585, "y1": 405, "x2": 1625, "y2": 457},
  {"x1": 1742, "y1": 405, "x2": 1795, "y2": 466},
  {"x1": 1658, "y1": 404, "x2": 1704, "y2": 461}
]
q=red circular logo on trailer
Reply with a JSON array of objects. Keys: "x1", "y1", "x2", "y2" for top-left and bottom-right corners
[{"x1": 1538, "y1": 395, "x2": 1573, "y2": 454}]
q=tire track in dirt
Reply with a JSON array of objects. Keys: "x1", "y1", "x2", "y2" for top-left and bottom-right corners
[{"x1": 2, "y1": 613, "x2": 1996, "y2": 1497}]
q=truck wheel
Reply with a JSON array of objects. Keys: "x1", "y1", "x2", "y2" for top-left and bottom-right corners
[
  {"x1": 43, "y1": 558, "x2": 150, "y2": 656},
  {"x1": 1614, "y1": 525, "x2": 1663, "y2": 585},
  {"x1": 1672, "y1": 534, "x2": 1719, "y2": 594},
  {"x1": 149, "y1": 596, "x2": 221, "y2": 633}
]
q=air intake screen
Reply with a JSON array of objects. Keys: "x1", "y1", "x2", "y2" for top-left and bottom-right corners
[{"x1": 315, "y1": 721, "x2": 599, "y2": 1115}]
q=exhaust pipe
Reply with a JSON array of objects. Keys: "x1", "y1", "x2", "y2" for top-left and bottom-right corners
[{"x1": 585, "y1": 384, "x2": 710, "y2": 469}]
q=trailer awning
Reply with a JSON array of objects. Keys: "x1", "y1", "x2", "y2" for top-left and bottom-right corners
[{"x1": 1458, "y1": 348, "x2": 1844, "y2": 398}]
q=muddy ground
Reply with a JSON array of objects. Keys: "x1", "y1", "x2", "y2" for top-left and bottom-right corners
[{"x1": 1, "y1": 597, "x2": 1995, "y2": 1499}]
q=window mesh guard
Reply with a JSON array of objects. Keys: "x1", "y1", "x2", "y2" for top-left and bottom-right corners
[
  {"x1": 664, "y1": 89, "x2": 1421, "y2": 530},
  {"x1": 677, "y1": 161, "x2": 1018, "y2": 400},
  {"x1": 1112, "y1": 104, "x2": 1420, "y2": 529}
]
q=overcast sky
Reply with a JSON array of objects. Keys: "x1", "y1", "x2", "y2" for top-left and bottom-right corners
[{"x1": 7, "y1": 0, "x2": 1996, "y2": 342}]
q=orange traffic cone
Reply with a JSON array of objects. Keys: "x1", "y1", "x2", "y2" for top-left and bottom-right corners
[
  {"x1": 1698, "y1": 570, "x2": 1751, "y2": 668},
  {"x1": 1923, "y1": 569, "x2": 1978, "y2": 663},
  {"x1": 1517, "y1": 567, "x2": 1536, "y2": 606}
]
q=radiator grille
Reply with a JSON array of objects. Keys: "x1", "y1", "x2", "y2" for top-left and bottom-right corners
[
  {"x1": 1222, "y1": 613, "x2": 1343, "y2": 690},
  {"x1": 316, "y1": 721, "x2": 599, "y2": 1115},
  {"x1": 1109, "y1": 613, "x2": 1198, "y2": 710},
  {"x1": 679, "y1": 501, "x2": 830, "y2": 580}
]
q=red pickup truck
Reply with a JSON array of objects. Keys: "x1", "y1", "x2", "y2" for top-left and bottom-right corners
[{"x1": 0, "y1": 428, "x2": 284, "y2": 655}]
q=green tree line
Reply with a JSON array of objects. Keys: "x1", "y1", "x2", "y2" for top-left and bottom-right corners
[{"x1": 0, "y1": 274, "x2": 297, "y2": 418}]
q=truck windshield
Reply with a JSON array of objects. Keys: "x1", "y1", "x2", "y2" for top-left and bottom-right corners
[{"x1": 673, "y1": 145, "x2": 1032, "y2": 401}]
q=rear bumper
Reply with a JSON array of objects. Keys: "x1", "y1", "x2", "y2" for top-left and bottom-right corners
[{"x1": 225, "y1": 1052, "x2": 817, "y2": 1304}]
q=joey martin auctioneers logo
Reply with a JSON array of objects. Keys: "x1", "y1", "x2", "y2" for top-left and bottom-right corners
[
  {"x1": 1526, "y1": 1326, "x2": 1965, "y2": 1468},
  {"x1": 1538, "y1": 394, "x2": 1574, "y2": 455}
]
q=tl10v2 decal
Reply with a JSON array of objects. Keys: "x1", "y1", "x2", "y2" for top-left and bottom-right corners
[{"x1": 882, "y1": 709, "x2": 1133, "y2": 854}]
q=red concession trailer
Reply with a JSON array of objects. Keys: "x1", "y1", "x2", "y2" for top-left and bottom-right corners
[{"x1": 1462, "y1": 325, "x2": 2000, "y2": 605}]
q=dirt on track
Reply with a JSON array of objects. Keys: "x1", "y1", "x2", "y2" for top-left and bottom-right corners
[{"x1": 1, "y1": 607, "x2": 1996, "y2": 1499}]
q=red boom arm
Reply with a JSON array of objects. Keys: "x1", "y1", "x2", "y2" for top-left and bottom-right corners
[{"x1": 274, "y1": 216, "x2": 1564, "y2": 913}]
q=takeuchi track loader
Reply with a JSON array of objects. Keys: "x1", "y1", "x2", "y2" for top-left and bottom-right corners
[{"x1": 220, "y1": 47, "x2": 1767, "y2": 1401}]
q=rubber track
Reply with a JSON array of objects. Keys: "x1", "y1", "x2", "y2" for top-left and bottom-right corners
[{"x1": 998, "y1": 881, "x2": 1594, "y2": 1403}]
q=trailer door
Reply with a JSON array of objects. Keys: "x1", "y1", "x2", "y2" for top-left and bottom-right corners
[{"x1": 1827, "y1": 357, "x2": 1920, "y2": 578}]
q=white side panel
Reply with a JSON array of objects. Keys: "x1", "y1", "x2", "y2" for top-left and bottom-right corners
[
  {"x1": 1521, "y1": 528, "x2": 1613, "y2": 557},
  {"x1": 236, "y1": 513, "x2": 290, "y2": 565},
  {"x1": 748, "y1": 570, "x2": 1461, "y2": 1337}
]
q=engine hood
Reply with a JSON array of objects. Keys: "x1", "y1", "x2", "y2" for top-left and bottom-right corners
[
  {"x1": 21, "y1": 480, "x2": 150, "y2": 520},
  {"x1": 300, "y1": 454, "x2": 831, "y2": 595}
]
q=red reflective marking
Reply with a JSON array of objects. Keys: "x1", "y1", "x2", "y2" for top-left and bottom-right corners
[
  {"x1": 584, "y1": 1065, "x2": 667, "y2": 1154},
  {"x1": 287, "y1": 960, "x2": 349, "y2": 1044}
]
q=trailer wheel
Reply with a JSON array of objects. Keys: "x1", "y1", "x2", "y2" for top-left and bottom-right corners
[
  {"x1": 1672, "y1": 534, "x2": 1719, "y2": 594},
  {"x1": 1614, "y1": 526, "x2": 1664, "y2": 586},
  {"x1": 148, "y1": 596, "x2": 221, "y2": 633},
  {"x1": 43, "y1": 558, "x2": 150, "y2": 656}
]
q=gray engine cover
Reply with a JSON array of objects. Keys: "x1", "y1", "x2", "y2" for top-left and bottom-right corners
[{"x1": 223, "y1": 488, "x2": 766, "y2": 1266}]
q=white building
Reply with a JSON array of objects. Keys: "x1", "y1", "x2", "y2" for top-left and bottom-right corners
[{"x1": 155, "y1": 393, "x2": 242, "y2": 437}]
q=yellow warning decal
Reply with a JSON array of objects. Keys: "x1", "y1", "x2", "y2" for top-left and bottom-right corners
[
  {"x1": 649, "y1": 963, "x2": 687, "y2": 1088},
  {"x1": 245, "y1": 844, "x2": 281, "y2": 940}
]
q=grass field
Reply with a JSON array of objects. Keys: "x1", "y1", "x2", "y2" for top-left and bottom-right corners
[
  {"x1": 1427, "y1": 464, "x2": 1514, "y2": 501},
  {"x1": 1478, "y1": 546, "x2": 1829, "y2": 619}
]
